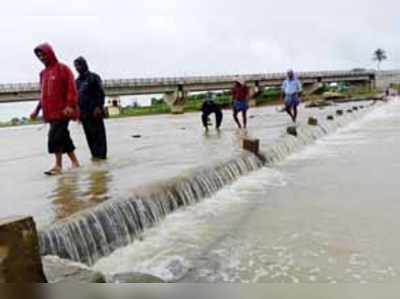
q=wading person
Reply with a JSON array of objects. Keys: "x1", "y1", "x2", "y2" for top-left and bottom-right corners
[
  {"x1": 282, "y1": 70, "x2": 302, "y2": 123},
  {"x1": 31, "y1": 43, "x2": 80, "y2": 176},
  {"x1": 201, "y1": 93, "x2": 223, "y2": 132},
  {"x1": 74, "y1": 57, "x2": 107, "y2": 160},
  {"x1": 232, "y1": 78, "x2": 249, "y2": 129}
]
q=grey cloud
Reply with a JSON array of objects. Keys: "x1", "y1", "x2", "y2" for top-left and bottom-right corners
[{"x1": 0, "y1": 0, "x2": 398, "y2": 83}]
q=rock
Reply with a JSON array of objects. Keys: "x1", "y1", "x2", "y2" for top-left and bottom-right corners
[
  {"x1": 287, "y1": 126, "x2": 298, "y2": 137},
  {"x1": 42, "y1": 255, "x2": 106, "y2": 283},
  {"x1": 336, "y1": 110, "x2": 344, "y2": 116},
  {"x1": 0, "y1": 216, "x2": 47, "y2": 283},
  {"x1": 359, "y1": 105, "x2": 364, "y2": 109},
  {"x1": 308, "y1": 117, "x2": 318, "y2": 126},
  {"x1": 352, "y1": 106, "x2": 359, "y2": 111},
  {"x1": 132, "y1": 135, "x2": 142, "y2": 138},
  {"x1": 242, "y1": 138, "x2": 260, "y2": 155},
  {"x1": 327, "y1": 115, "x2": 334, "y2": 121},
  {"x1": 347, "y1": 109, "x2": 353, "y2": 113},
  {"x1": 111, "y1": 272, "x2": 165, "y2": 283}
]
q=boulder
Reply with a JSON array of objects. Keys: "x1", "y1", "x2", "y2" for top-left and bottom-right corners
[
  {"x1": 308, "y1": 117, "x2": 318, "y2": 126},
  {"x1": 286, "y1": 126, "x2": 298, "y2": 137},
  {"x1": 42, "y1": 255, "x2": 106, "y2": 283},
  {"x1": 111, "y1": 272, "x2": 165, "y2": 283},
  {"x1": 0, "y1": 216, "x2": 47, "y2": 283}
]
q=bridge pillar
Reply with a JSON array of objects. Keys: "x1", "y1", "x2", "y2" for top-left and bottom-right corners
[
  {"x1": 164, "y1": 84, "x2": 187, "y2": 114},
  {"x1": 369, "y1": 74, "x2": 376, "y2": 91}
]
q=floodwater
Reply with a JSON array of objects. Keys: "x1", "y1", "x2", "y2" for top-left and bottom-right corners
[
  {"x1": 0, "y1": 102, "x2": 370, "y2": 229},
  {"x1": 93, "y1": 99, "x2": 400, "y2": 283}
]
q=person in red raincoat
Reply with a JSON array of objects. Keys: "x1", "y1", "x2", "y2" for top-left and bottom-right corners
[{"x1": 30, "y1": 43, "x2": 80, "y2": 175}]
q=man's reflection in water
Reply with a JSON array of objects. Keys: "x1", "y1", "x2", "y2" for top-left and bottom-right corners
[
  {"x1": 86, "y1": 168, "x2": 110, "y2": 203},
  {"x1": 50, "y1": 166, "x2": 111, "y2": 222}
]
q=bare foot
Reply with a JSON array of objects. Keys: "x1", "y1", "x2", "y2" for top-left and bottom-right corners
[
  {"x1": 44, "y1": 167, "x2": 62, "y2": 176},
  {"x1": 71, "y1": 162, "x2": 80, "y2": 169}
]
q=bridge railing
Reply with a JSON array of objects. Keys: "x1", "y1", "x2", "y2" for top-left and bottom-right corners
[{"x1": 0, "y1": 70, "x2": 378, "y2": 94}]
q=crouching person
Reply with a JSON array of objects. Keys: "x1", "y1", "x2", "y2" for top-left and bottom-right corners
[{"x1": 201, "y1": 93, "x2": 223, "y2": 131}]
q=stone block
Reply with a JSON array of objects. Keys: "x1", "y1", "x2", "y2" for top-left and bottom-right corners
[
  {"x1": 0, "y1": 216, "x2": 47, "y2": 283},
  {"x1": 308, "y1": 117, "x2": 318, "y2": 126},
  {"x1": 287, "y1": 126, "x2": 298, "y2": 137},
  {"x1": 242, "y1": 138, "x2": 260, "y2": 155}
]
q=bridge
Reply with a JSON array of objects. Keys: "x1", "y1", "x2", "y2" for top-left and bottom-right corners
[{"x1": 0, "y1": 70, "x2": 380, "y2": 113}]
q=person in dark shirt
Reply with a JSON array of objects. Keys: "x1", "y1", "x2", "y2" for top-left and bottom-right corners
[
  {"x1": 201, "y1": 93, "x2": 223, "y2": 131},
  {"x1": 74, "y1": 56, "x2": 107, "y2": 160}
]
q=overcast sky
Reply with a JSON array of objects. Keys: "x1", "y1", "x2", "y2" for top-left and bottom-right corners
[{"x1": 1, "y1": 0, "x2": 399, "y2": 83}]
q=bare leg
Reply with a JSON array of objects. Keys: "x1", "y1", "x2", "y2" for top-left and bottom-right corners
[
  {"x1": 242, "y1": 110, "x2": 247, "y2": 129},
  {"x1": 44, "y1": 152, "x2": 63, "y2": 175},
  {"x1": 293, "y1": 105, "x2": 298, "y2": 123},
  {"x1": 285, "y1": 106, "x2": 294, "y2": 121},
  {"x1": 55, "y1": 152, "x2": 63, "y2": 170},
  {"x1": 233, "y1": 110, "x2": 242, "y2": 129},
  {"x1": 67, "y1": 151, "x2": 80, "y2": 168}
]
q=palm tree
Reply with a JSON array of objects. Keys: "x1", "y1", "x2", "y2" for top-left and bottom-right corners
[{"x1": 373, "y1": 48, "x2": 388, "y2": 71}]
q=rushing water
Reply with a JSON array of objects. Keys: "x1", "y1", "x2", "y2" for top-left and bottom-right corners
[
  {"x1": 91, "y1": 99, "x2": 400, "y2": 283},
  {"x1": 39, "y1": 102, "x2": 371, "y2": 266}
]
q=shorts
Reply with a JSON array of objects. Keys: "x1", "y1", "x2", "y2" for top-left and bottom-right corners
[
  {"x1": 285, "y1": 94, "x2": 300, "y2": 109},
  {"x1": 48, "y1": 121, "x2": 76, "y2": 154},
  {"x1": 233, "y1": 100, "x2": 248, "y2": 112}
]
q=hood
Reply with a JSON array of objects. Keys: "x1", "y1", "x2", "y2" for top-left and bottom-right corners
[
  {"x1": 34, "y1": 43, "x2": 58, "y2": 67},
  {"x1": 74, "y1": 56, "x2": 89, "y2": 74}
]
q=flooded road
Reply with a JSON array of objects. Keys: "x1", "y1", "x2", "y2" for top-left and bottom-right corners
[
  {"x1": 1, "y1": 105, "x2": 302, "y2": 228},
  {"x1": 0, "y1": 101, "x2": 372, "y2": 229},
  {"x1": 93, "y1": 99, "x2": 400, "y2": 283}
]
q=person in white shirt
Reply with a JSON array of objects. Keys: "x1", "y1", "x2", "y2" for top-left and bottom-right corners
[{"x1": 282, "y1": 70, "x2": 302, "y2": 122}]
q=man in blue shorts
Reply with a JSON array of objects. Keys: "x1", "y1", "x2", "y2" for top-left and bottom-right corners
[
  {"x1": 232, "y1": 79, "x2": 250, "y2": 129},
  {"x1": 282, "y1": 70, "x2": 302, "y2": 123}
]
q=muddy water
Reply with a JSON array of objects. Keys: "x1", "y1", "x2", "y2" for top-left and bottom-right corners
[
  {"x1": 93, "y1": 100, "x2": 400, "y2": 283},
  {"x1": 0, "y1": 102, "x2": 367, "y2": 228}
]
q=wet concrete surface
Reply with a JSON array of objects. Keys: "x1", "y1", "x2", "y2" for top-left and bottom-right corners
[{"x1": 0, "y1": 103, "x2": 368, "y2": 228}]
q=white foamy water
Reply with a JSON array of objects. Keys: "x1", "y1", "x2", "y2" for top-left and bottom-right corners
[
  {"x1": 94, "y1": 99, "x2": 400, "y2": 283},
  {"x1": 93, "y1": 167, "x2": 287, "y2": 281}
]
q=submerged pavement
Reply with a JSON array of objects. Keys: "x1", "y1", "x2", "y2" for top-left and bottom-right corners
[{"x1": 0, "y1": 102, "x2": 371, "y2": 228}]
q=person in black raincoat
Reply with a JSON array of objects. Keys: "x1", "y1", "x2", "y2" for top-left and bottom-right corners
[{"x1": 74, "y1": 56, "x2": 107, "y2": 160}]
